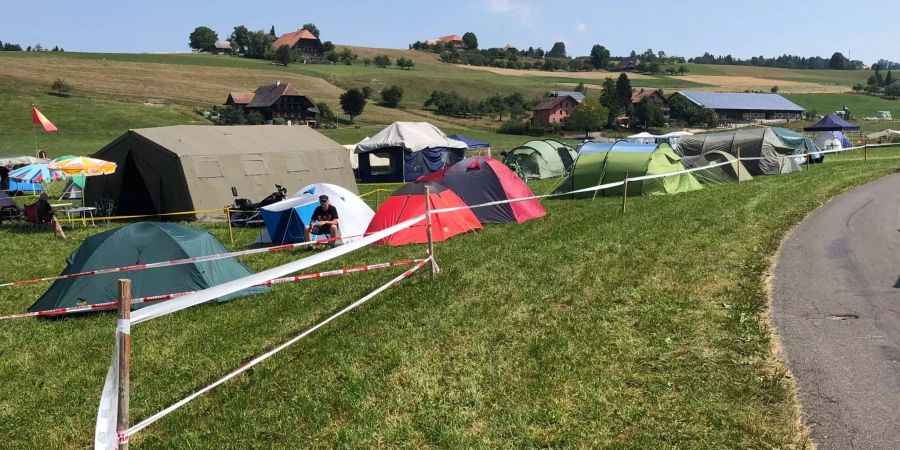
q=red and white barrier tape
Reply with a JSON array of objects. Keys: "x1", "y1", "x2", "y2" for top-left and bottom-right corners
[
  {"x1": 0, "y1": 234, "x2": 361, "y2": 289},
  {"x1": 124, "y1": 257, "x2": 430, "y2": 438},
  {"x1": 0, "y1": 259, "x2": 421, "y2": 321}
]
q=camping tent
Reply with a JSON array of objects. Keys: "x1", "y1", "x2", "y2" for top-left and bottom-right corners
[
  {"x1": 258, "y1": 183, "x2": 374, "y2": 244},
  {"x1": 626, "y1": 132, "x2": 658, "y2": 144},
  {"x1": 447, "y1": 134, "x2": 490, "y2": 149},
  {"x1": 675, "y1": 128, "x2": 810, "y2": 175},
  {"x1": 355, "y1": 122, "x2": 468, "y2": 182},
  {"x1": 0, "y1": 153, "x2": 47, "y2": 167},
  {"x1": 420, "y1": 156, "x2": 546, "y2": 224},
  {"x1": 59, "y1": 175, "x2": 85, "y2": 200},
  {"x1": 813, "y1": 131, "x2": 850, "y2": 151},
  {"x1": 503, "y1": 140, "x2": 577, "y2": 179},
  {"x1": 0, "y1": 189, "x2": 20, "y2": 222},
  {"x1": 681, "y1": 151, "x2": 753, "y2": 184},
  {"x1": 866, "y1": 129, "x2": 900, "y2": 142},
  {"x1": 365, "y1": 181, "x2": 482, "y2": 246},
  {"x1": 85, "y1": 125, "x2": 356, "y2": 220},
  {"x1": 29, "y1": 222, "x2": 268, "y2": 314},
  {"x1": 556, "y1": 141, "x2": 703, "y2": 197},
  {"x1": 804, "y1": 114, "x2": 860, "y2": 132}
]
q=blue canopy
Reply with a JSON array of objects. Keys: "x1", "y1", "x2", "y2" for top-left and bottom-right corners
[
  {"x1": 6, "y1": 180, "x2": 45, "y2": 195},
  {"x1": 804, "y1": 114, "x2": 860, "y2": 131},
  {"x1": 448, "y1": 134, "x2": 490, "y2": 149}
]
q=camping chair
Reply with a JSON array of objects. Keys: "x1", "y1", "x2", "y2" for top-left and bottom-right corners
[
  {"x1": 24, "y1": 203, "x2": 42, "y2": 230},
  {"x1": 95, "y1": 199, "x2": 115, "y2": 224}
]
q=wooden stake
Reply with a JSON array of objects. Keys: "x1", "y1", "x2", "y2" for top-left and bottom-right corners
[
  {"x1": 117, "y1": 279, "x2": 132, "y2": 450},
  {"x1": 864, "y1": 139, "x2": 868, "y2": 162},
  {"x1": 736, "y1": 147, "x2": 741, "y2": 186},
  {"x1": 621, "y1": 171, "x2": 629, "y2": 213},
  {"x1": 424, "y1": 186, "x2": 436, "y2": 279},
  {"x1": 806, "y1": 151, "x2": 811, "y2": 172},
  {"x1": 225, "y1": 206, "x2": 234, "y2": 245}
]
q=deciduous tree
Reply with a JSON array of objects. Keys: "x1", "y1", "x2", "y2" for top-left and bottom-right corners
[
  {"x1": 380, "y1": 85, "x2": 404, "y2": 108},
  {"x1": 189, "y1": 26, "x2": 218, "y2": 52},
  {"x1": 339, "y1": 88, "x2": 366, "y2": 122}
]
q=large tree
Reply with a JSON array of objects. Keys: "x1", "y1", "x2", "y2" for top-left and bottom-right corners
[
  {"x1": 269, "y1": 25, "x2": 276, "y2": 36},
  {"x1": 339, "y1": 88, "x2": 367, "y2": 122},
  {"x1": 566, "y1": 99, "x2": 608, "y2": 137},
  {"x1": 462, "y1": 32, "x2": 478, "y2": 50},
  {"x1": 275, "y1": 44, "x2": 292, "y2": 66},
  {"x1": 245, "y1": 30, "x2": 275, "y2": 59},
  {"x1": 589, "y1": 44, "x2": 610, "y2": 69},
  {"x1": 373, "y1": 54, "x2": 392, "y2": 68},
  {"x1": 599, "y1": 78, "x2": 619, "y2": 126},
  {"x1": 188, "y1": 26, "x2": 218, "y2": 52},
  {"x1": 547, "y1": 41, "x2": 567, "y2": 58},
  {"x1": 632, "y1": 97, "x2": 665, "y2": 130},
  {"x1": 829, "y1": 52, "x2": 849, "y2": 70},
  {"x1": 615, "y1": 73, "x2": 633, "y2": 117},
  {"x1": 229, "y1": 25, "x2": 250, "y2": 54},
  {"x1": 302, "y1": 23, "x2": 320, "y2": 38}
]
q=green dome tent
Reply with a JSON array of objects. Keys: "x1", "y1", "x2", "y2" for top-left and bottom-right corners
[
  {"x1": 556, "y1": 141, "x2": 702, "y2": 198},
  {"x1": 504, "y1": 139, "x2": 577, "y2": 179},
  {"x1": 681, "y1": 151, "x2": 753, "y2": 184},
  {"x1": 29, "y1": 222, "x2": 268, "y2": 314}
]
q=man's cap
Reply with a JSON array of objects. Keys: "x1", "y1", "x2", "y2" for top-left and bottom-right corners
[{"x1": 319, "y1": 194, "x2": 329, "y2": 201}]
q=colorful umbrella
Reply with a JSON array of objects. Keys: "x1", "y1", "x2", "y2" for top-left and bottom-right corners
[
  {"x1": 49, "y1": 157, "x2": 117, "y2": 176},
  {"x1": 8, "y1": 163, "x2": 66, "y2": 183}
]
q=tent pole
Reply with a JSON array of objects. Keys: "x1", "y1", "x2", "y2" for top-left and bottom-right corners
[
  {"x1": 621, "y1": 171, "x2": 629, "y2": 213},
  {"x1": 225, "y1": 206, "x2": 234, "y2": 244},
  {"x1": 424, "y1": 186, "x2": 435, "y2": 280},
  {"x1": 116, "y1": 279, "x2": 132, "y2": 450}
]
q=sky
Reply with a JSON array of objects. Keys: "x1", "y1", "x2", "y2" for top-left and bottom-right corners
[{"x1": 2, "y1": 0, "x2": 897, "y2": 64}]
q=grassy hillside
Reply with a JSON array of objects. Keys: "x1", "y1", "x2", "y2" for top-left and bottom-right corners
[
  {"x1": 0, "y1": 156, "x2": 898, "y2": 447},
  {"x1": 785, "y1": 93, "x2": 900, "y2": 118}
]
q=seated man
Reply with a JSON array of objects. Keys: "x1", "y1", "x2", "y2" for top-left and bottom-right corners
[
  {"x1": 33, "y1": 192, "x2": 66, "y2": 239},
  {"x1": 305, "y1": 194, "x2": 339, "y2": 246}
]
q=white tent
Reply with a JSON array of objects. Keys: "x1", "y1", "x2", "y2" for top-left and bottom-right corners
[
  {"x1": 354, "y1": 122, "x2": 468, "y2": 182},
  {"x1": 257, "y1": 183, "x2": 375, "y2": 244},
  {"x1": 658, "y1": 131, "x2": 693, "y2": 138},
  {"x1": 356, "y1": 122, "x2": 468, "y2": 153},
  {"x1": 626, "y1": 132, "x2": 658, "y2": 144},
  {"x1": 813, "y1": 131, "x2": 847, "y2": 151}
]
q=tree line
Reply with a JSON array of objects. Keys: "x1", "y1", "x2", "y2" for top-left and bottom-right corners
[
  {"x1": 689, "y1": 51, "x2": 864, "y2": 70},
  {"x1": 0, "y1": 41, "x2": 63, "y2": 52}
]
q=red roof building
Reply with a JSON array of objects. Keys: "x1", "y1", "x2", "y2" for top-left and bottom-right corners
[
  {"x1": 630, "y1": 88, "x2": 670, "y2": 117},
  {"x1": 272, "y1": 28, "x2": 322, "y2": 57},
  {"x1": 425, "y1": 34, "x2": 465, "y2": 48},
  {"x1": 224, "y1": 82, "x2": 319, "y2": 126},
  {"x1": 531, "y1": 94, "x2": 579, "y2": 128}
]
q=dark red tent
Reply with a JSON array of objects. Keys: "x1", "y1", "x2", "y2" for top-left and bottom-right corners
[
  {"x1": 420, "y1": 157, "x2": 546, "y2": 224},
  {"x1": 366, "y1": 181, "x2": 482, "y2": 246}
]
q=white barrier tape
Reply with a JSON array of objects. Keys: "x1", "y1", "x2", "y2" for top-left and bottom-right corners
[
  {"x1": 116, "y1": 319, "x2": 130, "y2": 335},
  {"x1": 125, "y1": 258, "x2": 429, "y2": 438},
  {"x1": 626, "y1": 160, "x2": 733, "y2": 183}
]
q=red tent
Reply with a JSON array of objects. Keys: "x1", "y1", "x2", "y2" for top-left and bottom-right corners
[
  {"x1": 420, "y1": 157, "x2": 546, "y2": 224},
  {"x1": 366, "y1": 181, "x2": 482, "y2": 246}
]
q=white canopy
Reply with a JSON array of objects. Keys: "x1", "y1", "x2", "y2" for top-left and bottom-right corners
[
  {"x1": 257, "y1": 183, "x2": 375, "y2": 244},
  {"x1": 627, "y1": 132, "x2": 657, "y2": 139},
  {"x1": 659, "y1": 131, "x2": 694, "y2": 138},
  {"x1": 356, "y1": 122, "x2": 468, "y2": 153}
]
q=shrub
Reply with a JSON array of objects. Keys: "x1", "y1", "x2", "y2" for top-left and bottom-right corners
[
  {"x1": 379, "y1": 85, "x2": 404, "y2": 108},
  {"x1": 498, "y1": 119, "x2": 529, "y2": 135}
]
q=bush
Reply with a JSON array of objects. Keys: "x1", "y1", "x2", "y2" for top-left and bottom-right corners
[
  {"x1": 379, "y1": 85, "x2": 404, "y2": 108},
  {"x1": 51, "y1": 79, "x2": 71, "y2": 96},
  {"x1": 361, "y1": 86, "x2": 373, "y2": 99},
  {"x1": 245, "y1": 110, "x2": 264, "y2": 125},
  {"x1": 498, "y1": 119, "x2": 529, "y2": 135}
]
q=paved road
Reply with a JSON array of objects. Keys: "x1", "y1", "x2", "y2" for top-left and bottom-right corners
[{"x1": 772, "y1": 173, "x2": 900, "y2": 450}]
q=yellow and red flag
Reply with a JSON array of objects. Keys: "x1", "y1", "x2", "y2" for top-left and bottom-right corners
[{"x1": 32, "y1": 106, "x2": 58, "y2": 132}]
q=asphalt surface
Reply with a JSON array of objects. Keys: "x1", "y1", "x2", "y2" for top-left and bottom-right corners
[{"x1": 772, "y1": 173, "x2": 900, "y2": 450}]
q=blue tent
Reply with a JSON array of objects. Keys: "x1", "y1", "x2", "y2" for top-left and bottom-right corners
[
  {"x1": 448, "y1": 134, "x2": 490, "y2": 149},
  {"x1": 259, "y1": 183, "x2": 375, "y2": 244},
  {"x1": 804, "y1": 114, "x2": 860, "y2": 131}
]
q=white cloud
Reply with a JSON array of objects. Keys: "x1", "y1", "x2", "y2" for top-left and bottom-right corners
[
  {"x1": 576, "y1": 23, "x2": 587, "y2": 34},
  {"x1": 484, "y1": 0, "x2": 534, "y2": 25}
]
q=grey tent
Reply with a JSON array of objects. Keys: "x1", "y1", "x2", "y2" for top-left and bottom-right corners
[
  {"x1": 86, "y1": 125, "x2": 357, "y2": 220},
  {"x1": 675, "y1": 127, "x2": 811, "y2": 175},
  {"x1": 681, "y1": 151, "x2": 753, "y2": 184},
  {"x1": 355, "y1": 122, "x2": 468, "y2": 182},
  {"x1": 504, "y1": 139, "x2": 577, "y2": 179}
]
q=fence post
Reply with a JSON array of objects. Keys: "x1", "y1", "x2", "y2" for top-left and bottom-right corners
[
  {"x1": 864, "y1": 139, "x2": 868, "y2": 162},
  {"x1": 806, "y1": 150, "x2": 811, "y2": 172},
  {"x1": 736, "y1": 147, "x2": 741, "y2": 186},
  {"x1": 424, "y1": 186, "x2": 436, "y2": 279},
  {"x1": 116, "y1": 279, "x2": 132, "y2": 450},
  {"x1": 225, "y1": 206, "x2": 234, "y2": 245},
  {"x1": 621, "y1": 171, "x2": 629, "y2": 213}
]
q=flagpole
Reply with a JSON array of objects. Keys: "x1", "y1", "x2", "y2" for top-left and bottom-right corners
[{"x1": 32, "y1": 105, "x2": 38, "y2": 158}]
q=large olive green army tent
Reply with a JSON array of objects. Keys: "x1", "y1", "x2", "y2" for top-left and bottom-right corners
[
  {"x1": 29, "y1": 222, "x2": 267, "y2": 314},
  {"x1": 503, "y1": 139, "x2": 577, "y2": 179},
  {"x1": 86, "y1": 125, "x2": 357, "y2": 220},
  {"x1": 555, "y1": 141, "x2": 702, "y2": 197},
  {"x1": 675, "y1": 127, "x2": 812, "y2": 176},
  {"x1": 681, "y1": 151, "x2": 753, "y2": 184}
]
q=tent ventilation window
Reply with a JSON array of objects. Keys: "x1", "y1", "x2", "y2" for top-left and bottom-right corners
[
  {"x1": 195, "y1": 158, "x2": 224, "y2": 179},
  {"x1": 241, "y1": 157, "x2": 269, "y2": 176},
  {"x1": 321, "y1": 152, "x2": 343, "y2": 170},
  {"x1": 285, "y1": 155, "x2": 309, "y2": 173}
]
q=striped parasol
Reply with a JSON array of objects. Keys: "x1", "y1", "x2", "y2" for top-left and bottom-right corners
[
  {"x1": 49, "y1": 156, "x2": 117, "y2": 176},
  {"x1": 8, "y1": 163, "x2": 66, "y2": 183}
]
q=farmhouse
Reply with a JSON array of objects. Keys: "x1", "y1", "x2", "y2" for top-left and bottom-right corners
[
  {"x1": 612, "y1": 58, "x2": 642, "y2": 72},
  {"x1": 631, "y1": 88, "x2": 670, "y2": 117},
  {"x1": 272, "y1": 28, "x2": 322, "y2": 57},
  {"x1": 670, "y1": 91, "x2": 806, "y2": 123},
  {"x1": 211, "y1": 40, "x2": 231, "y2": 55},
  {"x1": 531, "y1": 93, "x2": 580, "y2": 128},
  {"x1": 425, "y1": 34, "x2": 465, "y2": 48},
  {"x1": 225, "y1": 82, "x2": 319, "y2": 126},
  {"x1": 549, "y1": 91, "x2": 585, "y2": 102}
]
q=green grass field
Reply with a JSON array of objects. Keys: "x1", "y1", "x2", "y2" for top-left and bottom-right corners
[{"x1": 1, "y1": 152, "x2": 898, "y2": 448}]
